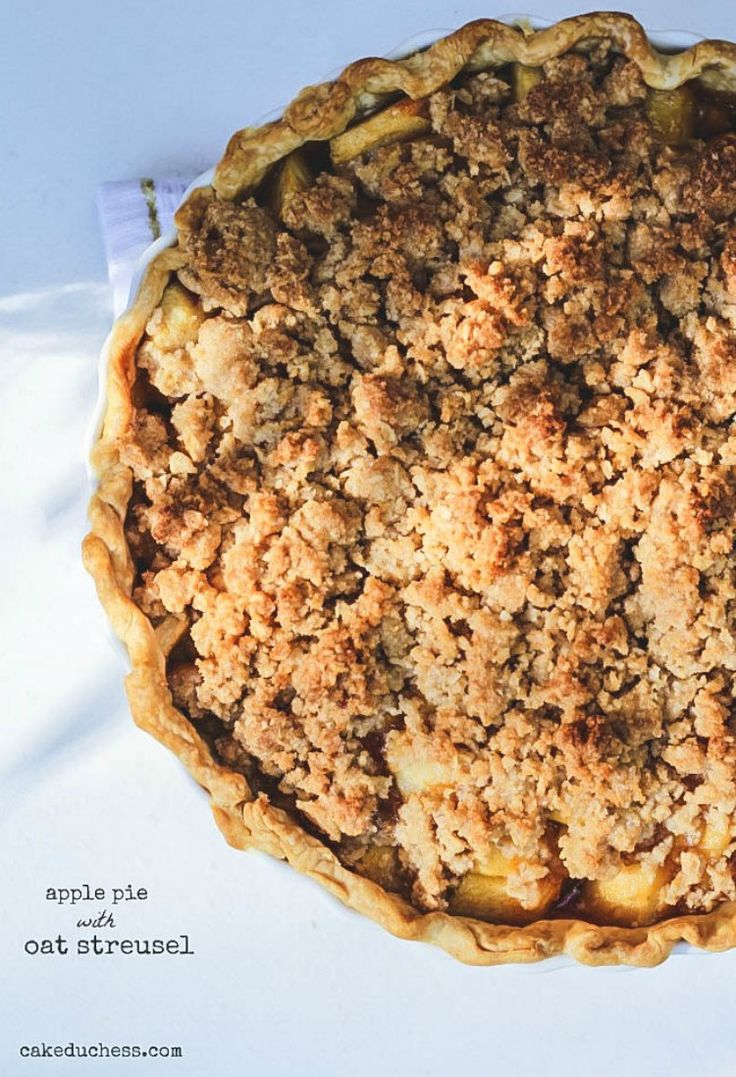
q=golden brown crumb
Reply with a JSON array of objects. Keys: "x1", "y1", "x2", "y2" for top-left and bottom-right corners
[{"x1": 122, "y1": 50, "x2": 736, "y2": 916}]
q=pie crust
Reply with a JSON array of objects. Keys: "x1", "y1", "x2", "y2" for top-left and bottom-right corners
[{"x1": 83, "y1": 12, "x2": 736, "y2": 966}]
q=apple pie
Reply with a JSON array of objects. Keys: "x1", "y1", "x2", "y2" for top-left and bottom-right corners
[{"x1": 84, "y1": 13, "x2": 736, "y2": 965}]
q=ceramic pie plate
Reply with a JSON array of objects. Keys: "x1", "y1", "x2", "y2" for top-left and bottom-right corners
[{"x1": 85, "y1": 13, "x2": 736, "y2": 967}]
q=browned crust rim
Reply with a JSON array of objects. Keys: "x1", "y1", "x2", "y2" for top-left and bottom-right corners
[
  {"x1": 84, "y1": 12, "x2": 736, "y2": 967},
  {"x1": 208, "y1": 12, "x2": 736, "y2": 201}
]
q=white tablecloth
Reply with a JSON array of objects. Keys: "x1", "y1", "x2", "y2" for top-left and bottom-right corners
[{"x1": 2, "y1": 2, "x2": 736, "y2": 1074}]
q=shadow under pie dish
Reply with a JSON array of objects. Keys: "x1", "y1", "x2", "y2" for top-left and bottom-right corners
[{"x1": 83, "y1": 12, "x2": 736, "y2": 966}]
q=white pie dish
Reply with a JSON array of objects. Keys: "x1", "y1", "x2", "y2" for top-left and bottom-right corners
[{"x1": 86, "y1": 15, "x2": 723, "y2": 969}]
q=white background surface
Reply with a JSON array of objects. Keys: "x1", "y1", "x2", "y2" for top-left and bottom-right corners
[{"x1": 2, "y1": 1, "x2": 736, "y2": 1074}]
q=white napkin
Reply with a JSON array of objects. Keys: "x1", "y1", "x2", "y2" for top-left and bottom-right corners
[{"x1": 96, "y1": 176, "x2": 196, "y2": 316}]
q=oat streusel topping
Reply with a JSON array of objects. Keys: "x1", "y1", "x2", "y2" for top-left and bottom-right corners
[{"x1": 122, "y1": 46, "x2": 736, "y2": 919}]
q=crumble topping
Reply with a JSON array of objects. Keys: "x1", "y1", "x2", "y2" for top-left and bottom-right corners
[{"x1": 122, "y1": 48, "x2": 736, "y2": 919}]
